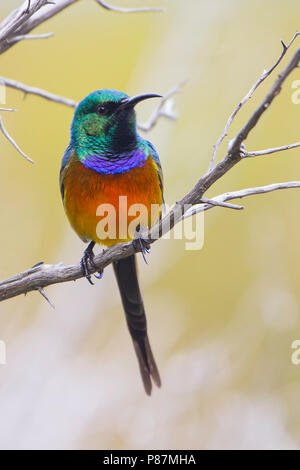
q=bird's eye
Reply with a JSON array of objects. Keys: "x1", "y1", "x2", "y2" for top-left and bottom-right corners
[{"x1": 96, "y1": 104, "x2": 106, "y2": 115}]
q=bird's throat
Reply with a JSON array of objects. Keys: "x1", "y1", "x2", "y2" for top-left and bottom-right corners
[{"x1": 80, "y1": 146, "x2": 148, "y2": 175}]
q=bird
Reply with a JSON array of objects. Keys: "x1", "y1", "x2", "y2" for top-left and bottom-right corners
[{"x1": 60, "y1": 89, "x2": 164, "y2": 395}]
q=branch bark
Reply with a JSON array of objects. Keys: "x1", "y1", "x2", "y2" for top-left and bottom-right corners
[{"x1": 0, "y1": 0, "x2": 164, "y2": 55}]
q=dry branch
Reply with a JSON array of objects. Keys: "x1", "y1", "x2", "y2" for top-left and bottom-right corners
[
  {"x1": 95, "y1": 0, "x2": 165, "y2": 13},
  {"x1": 8, "y1": 32, "x2": 55, "y2": 42},
  {"x1": 138, "y1": 80, "x2": 186, "y2": 132},
  {"x1": 0, "y1": 115, "x2": 33, "y2": 163},
  {"x1": 0, "y1": 0, "x2": 47, "y2": 47},
  {"x1": 183, "y1": 182, "x2": 300, "y2": 218},
  {"x1": 209, "y1": 31, "x2": 300, "y2": 170},
  {"x1": 242, "y1": 141, "x2": 300, "y2": 158},
  {"x1": 0, "y1": 107, "x2": 16, "y2": 112},
  {"x1": 0, "y1": 77, "x2": 77, "y2": 108},
  {"x1": 0, "y1": 0, "x2": 163, "y2": 55}
]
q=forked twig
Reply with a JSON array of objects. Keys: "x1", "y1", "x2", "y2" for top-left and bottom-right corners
[
  {"x1": 0, "y1": 115, "x2": 33, "y2": 163},
  {"x1": 95, "y1": 0, "x2": 165, "y2": 13},
  {"x1": 209, "y1": 31, "x2": 300, "y2": 170}
]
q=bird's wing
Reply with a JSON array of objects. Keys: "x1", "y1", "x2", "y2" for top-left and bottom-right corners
[
  {"x1": 146, "y1": 140, "x2": 164, "y2": 209},
  {"x1": 59, "y1": 144, "x2": 76, "y2": 202}
]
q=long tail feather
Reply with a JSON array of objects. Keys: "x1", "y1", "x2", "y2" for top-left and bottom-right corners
[{"x1": 113, "y1": 254, "x2": 161, "y2": 395}]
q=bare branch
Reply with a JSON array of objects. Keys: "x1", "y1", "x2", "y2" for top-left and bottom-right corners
[
  {"x1": 209, "y1": 31, "x2": 300, "y2": 170},
  {"x1": 242, "y1": 141, "x2": 300, "y2": 158},
  {"x1": 0, "y1": 108, "x2": 16, "y2": 112},
  {"x1": 183, "y1": 182, "x2": 300, "y2": 219},
  {"x1": 0, "y1": 114, "x2": 33, "y2": 163},
  {"x1": 8, "y1": 32, "x2": 55, "y2": 43},
  {"x1": 0, "y1": 1, "x2": 78, "y2": 54},
  {"x1": 138, "y1": 80, "x2": 185, "y2": 132},
  {"x1": 95, "y1": 0, "x2": 165, "y2": 13},
  {"x1": 200, "y1": 197, "x2": 244, "y2": 210},
  {"x1": 0, "y1": 0, "x2": 164, "y2": 55},
  {"x1": 0, "y1": 0, "x2": 47, "y2": 45},
  {"x1": 157, "y1": 44, "x2": 300, "y2": 242},
  {"x1": 0, "y1": 77, "x2": 77, "y2": 108},
  {"x1": 226, "y1": 48, "x2": 300, "y2": 157}
]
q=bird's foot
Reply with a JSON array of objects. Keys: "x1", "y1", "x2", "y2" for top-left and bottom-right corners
[
  {"x1": 80, "y1": 241, "x2": 103, "y2": 285},
  {"x1": 133, "y1": 225, "x2": 151, "y2": 264}
]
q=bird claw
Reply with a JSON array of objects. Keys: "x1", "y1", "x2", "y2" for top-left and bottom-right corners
[
  {"x1": 133, "y1": 226, "x2": 151, "y2": 264},
  {"x1": 80, "y1": 251, "x2": 94, "y2": 285},
  {"x1": 80, "y1": 241, "x2": 103, "y2": 284}
]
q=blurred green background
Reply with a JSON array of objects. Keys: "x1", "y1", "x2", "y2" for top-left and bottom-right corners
[{"x1": 0, "y1": 0, "x2": 300, "y2": 450}]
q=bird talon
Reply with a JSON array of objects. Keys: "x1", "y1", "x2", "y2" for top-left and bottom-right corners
[
  {"x1": 80, "y1": 254, "x2": 94, "y2": 285},
  {"x1": 134, "y1": 226, "x2": 151, "y2": 264},
  {"x1": 80, "y1": 241, "x2": 104, "y2": 285}
]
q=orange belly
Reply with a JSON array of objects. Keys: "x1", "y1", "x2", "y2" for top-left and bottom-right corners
[{"x1": 63, "y1": 157, "x2": 163, "y2": 246}]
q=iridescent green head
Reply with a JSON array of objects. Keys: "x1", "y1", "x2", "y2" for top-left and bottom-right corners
[{"x1": 71, "y1": 89, "x2": 161, "y2": 158}]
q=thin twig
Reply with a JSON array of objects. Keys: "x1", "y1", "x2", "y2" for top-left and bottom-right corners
[
  {"x1": 209, "y1": 31, "x2": 300, "y2": 170},
  {"x1": 200, "y1": 197, "x2": 244, "y2": 210},
  {"x1": 0, "y1": 77, "x2": 77, "y2": 108},
  {"x1": 183, "y1": 182, "x2": 300, "y2": 219},
  {"x1": 26, "y1": 1, "x2": 31, "y2": 14},
  {"x1": 143, "y1": 46, "x2": 300, "y2": 244},
  {"x1": 0, "y1": 115, "x2": 33, "y2": 163},
  {"x1": 8, "y1": 32, "x2": 55, "y2": 43},
  {"x1": 242, "y1": 141, "x2": 300, "y2": 158},
  {"x1": 0, "y1": 108, "x2": 16, "y2": 112},
  {"x1": 138, "y1": 80, "x2": 185, "y2": 132},
  {"x1": 95, "y1": 0, "x2": 165, "y2": 13}
]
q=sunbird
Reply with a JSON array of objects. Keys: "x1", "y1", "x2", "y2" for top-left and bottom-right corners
[{"x1": 60, "y1": 89, "x2": 164, "y2": 395}]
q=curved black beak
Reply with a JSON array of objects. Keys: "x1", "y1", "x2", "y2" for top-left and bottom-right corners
[{"x1": 119, "y1": 93, "x2": 162, "y2": 110}]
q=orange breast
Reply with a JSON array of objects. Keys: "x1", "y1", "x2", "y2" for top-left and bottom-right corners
[{"x1": 63, "y1": 156, "x2": 163, "y2": 246}]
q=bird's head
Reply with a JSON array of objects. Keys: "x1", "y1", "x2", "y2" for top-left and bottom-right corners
[{"x1": 71, "y1": 89, "x2": 161, "y2": 156}]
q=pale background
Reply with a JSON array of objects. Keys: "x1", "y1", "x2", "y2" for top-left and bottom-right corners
[{"x1": 0, "y1": 0, "x2": 300, "y2": 450}]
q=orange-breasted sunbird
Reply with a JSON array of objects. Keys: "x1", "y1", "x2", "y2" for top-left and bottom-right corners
[{"x1": 60, "y1": 89, "x2": 164, "y2": 395}]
